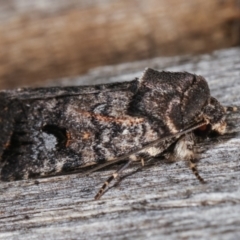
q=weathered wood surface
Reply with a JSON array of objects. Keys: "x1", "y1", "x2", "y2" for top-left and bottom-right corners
[
  {"x1": 0, "y1": 47, "x2": 240, "y2": 239},
  {"x1": 0, "y1": 0, "x2": 239, "y2": 89}
]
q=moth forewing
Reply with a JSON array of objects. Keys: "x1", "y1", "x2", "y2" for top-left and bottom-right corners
[{"x1": 0, "y1": 68, "x2": 227, "y2": 200}]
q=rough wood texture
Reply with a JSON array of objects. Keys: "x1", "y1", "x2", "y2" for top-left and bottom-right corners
[
  {"x1": 0, "y1": 47, "x2": 240, "y2": 239},
  {"x1": 0, "y1": 0, "x2": 239, "y2": 89}
]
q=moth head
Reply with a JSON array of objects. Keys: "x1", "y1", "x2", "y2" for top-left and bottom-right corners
[{"x1": 202, "y1": 97, "x2": 226, "y2": 135}]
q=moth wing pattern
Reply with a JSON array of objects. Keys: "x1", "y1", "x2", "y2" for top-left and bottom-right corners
[{"x1": 0, "y1": 68, "x2": 226, "y2": 198}]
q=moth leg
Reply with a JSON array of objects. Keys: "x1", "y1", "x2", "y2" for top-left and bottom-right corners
[
  {"x1": 94, "y1": 159, "x2": 132, "y2": 200},
  {"x1": 174, "y1": 133, "x2": 205, "y2": 183},
  {"x1": 189, "y1": 158, "x2": 205, "y2": 183}
]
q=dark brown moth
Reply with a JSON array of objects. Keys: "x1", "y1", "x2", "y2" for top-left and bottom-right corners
[{"x1": 0, "y1": 68, "x2": 230, "y2": 199}]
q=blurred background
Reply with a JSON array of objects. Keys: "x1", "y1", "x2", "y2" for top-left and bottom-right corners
[{"x1": 0, "y1": 0, "x2": 239, "y2": 89}]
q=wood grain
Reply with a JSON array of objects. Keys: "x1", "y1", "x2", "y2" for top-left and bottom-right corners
[
  {"x1": 0, "y1": 47, "x2": 240, "y2": 239},
  {"x1": 0, "y1": 0, "x2": 239, "y2": 89}
]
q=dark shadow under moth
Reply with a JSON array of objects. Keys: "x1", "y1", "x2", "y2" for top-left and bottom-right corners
[{"x1": 0, "y1": 68, "x2": 229, "y2": 199}]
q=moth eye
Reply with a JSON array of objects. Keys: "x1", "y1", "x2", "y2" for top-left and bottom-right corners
[
  {"x1": 198, "y1": 125, "x2": 208, "y2": 132},
  {"x1": 42, "y1": 125, "x2": 68, "y2": 149},
  {"x1": 194, "y1": 124, "x2": 211, "y2": 137}
]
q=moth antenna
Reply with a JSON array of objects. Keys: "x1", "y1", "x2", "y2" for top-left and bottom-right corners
[
  {"x1": 84, "y1": 158, "x2": 127, "y2": 176},
  {"x1": 93, "y1": 121, "x2": 208, "y2": 200},
  {"x1": 224, "y1": 106, "x2": 238, "y2": 113},
  {"x1": 95, "y1": 160, "x2": 132, "y2": 200},
  {"x1": 84, "y1": 121, "x2": 207, "y2": 177},
  {"x1": 189, "y1": 159, "x2": 205, "y2": 183}
]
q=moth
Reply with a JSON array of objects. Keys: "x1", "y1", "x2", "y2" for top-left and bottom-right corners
[{"x1": 0, "y1": 68, "x2": 232, "y2": 200}]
